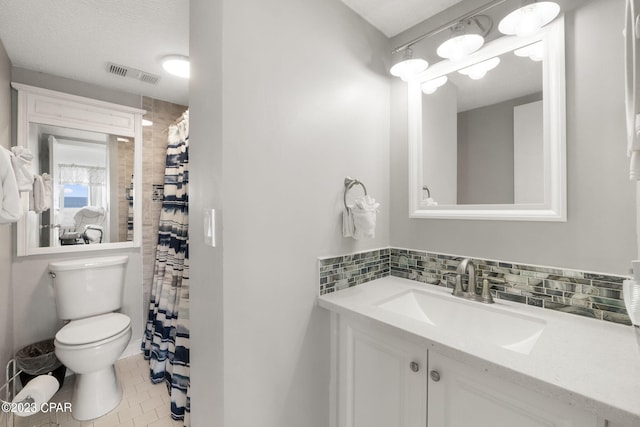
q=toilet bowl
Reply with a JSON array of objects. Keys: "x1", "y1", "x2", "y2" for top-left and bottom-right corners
[
  {"x1": 49, "y1": 256, "x2": 131, "y2": 421},
  {"x1": 54, "y1": 313, "x2": 132, "y2": 421}
]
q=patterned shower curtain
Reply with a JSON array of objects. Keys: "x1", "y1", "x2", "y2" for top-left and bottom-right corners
[{"x1": 142, "y1": 112, "x2": 191, "y2": 426}]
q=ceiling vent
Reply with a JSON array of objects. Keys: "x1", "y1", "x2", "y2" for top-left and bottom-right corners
[{"x1": 106, "y1": 62, "x2": 160, "y2": 85}]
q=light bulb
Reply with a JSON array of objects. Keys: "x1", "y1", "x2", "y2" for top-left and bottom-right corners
[
  {"x1": 390, "y1": 49, "x2": 429, "y2": 81},
  {"x1": 421, "y1": 76, "x2": 448, "y2": 94},
  {"x1": 458, "y1": 57, "x2": 501, "y2": 80},
  {"x1": 162, "y1": 55, "x2": 190, "y2": 78},
  {"x1": 437, "y1": 34, "x2": 484, "y2": 60},
  {"x1": 499, "y1": 1, "x2": 560, "y2": 36},
  {"x1": 514, "y1": 41, "x2": 544, "y2": 61}
]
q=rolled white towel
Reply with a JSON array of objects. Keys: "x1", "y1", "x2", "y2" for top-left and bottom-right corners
[
  {"x1": 30, "y1": 174, "x2": 45, "y2": 213},
  {"x1": 10, "y1": 146, "x2": 34, "y2": 192},
  {"x1": 342, "y1": 208, "x2": 354, "y2": 238},
  {"x1": 351, "y1": 195, "x2": 380, "y2": 240},
  {"x1": 41, "y1": 173, "x2": 52, "y2": 211}
]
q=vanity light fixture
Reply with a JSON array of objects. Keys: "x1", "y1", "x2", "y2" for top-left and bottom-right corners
[
  {"x1": 514, "y1": 41, "x2": 544, "y2": 61},
  {"x1": 162, "y1": 55, "x2": 190, "y2": 78},
  {"x1": 390, "y1": 48, "x2": 429, "y2": 81},
  {"x1": 389, "y1": 0, "x2": 561, "y2": 80},
  {"x1": 421, "y1": 76, "x2": 448, "y2": 94},
  {"x1": 498, "y1": 1, "x2": 560, "y2": 36},
  {"x1": 458, "y1": 57, "x2": 501, "y2": 80},
  {"x1": 142, "y1": 119, "x2": 153, "y2": 127},
  {"x1": 436, "y1": 18, "x2": 488, "y2": 61}
]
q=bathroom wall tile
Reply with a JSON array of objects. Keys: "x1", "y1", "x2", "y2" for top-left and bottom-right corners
[
  {"x1": 320, "y1": 248, "x2": 632, "y2": 326},
  {"x1": 318, "y1": 248, "x2": 390, "y2": 295}
]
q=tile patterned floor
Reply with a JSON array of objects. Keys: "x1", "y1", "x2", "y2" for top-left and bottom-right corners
[{"x1": 11, "y1": 354, "x2": 183, "y2": 427}]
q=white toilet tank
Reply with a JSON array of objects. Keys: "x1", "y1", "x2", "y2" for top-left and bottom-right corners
[{"x1": 49, "y1": 255, "x2": 129, "y2": 320}]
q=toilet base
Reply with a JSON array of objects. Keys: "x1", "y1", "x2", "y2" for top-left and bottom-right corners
[{"x1": 71, "y1": 365, "x2": 122, "y2": 421}]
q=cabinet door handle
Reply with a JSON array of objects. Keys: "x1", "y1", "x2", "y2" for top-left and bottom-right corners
[
  {"x1": 430, "y1": 370, "x2": 441, "y2": 382},
  {"x1": 409, "y1": 361, "x2": 420, "y2": 372}
]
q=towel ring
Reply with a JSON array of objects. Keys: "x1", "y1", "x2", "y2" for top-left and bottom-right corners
[
  {"x1": 422, "y1": 185, "x2": 431, "y2": 199},
  {"x1": 344, "y1": 177, "x2": 368, "y2": 210}
]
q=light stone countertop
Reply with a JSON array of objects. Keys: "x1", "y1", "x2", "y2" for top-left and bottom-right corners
[{"x1": 318, "y1": 276, "x2": 640, "y2": 426}]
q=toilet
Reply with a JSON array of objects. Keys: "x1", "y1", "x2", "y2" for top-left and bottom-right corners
[{"x1": 48, "y1": 255, "x2": 132, "y2": 421}]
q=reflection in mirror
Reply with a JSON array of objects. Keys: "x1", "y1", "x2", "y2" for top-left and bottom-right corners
[
  {"x1": 13, "y1": 82, "x2": 143, "y2": 256},
  {"x1": 27, "y1": 124, "x2": 134, "y2": 249},
  {"x1": 409, "y1": 17, "x2": 566, "y2": 221},
  {"x1": 422, "y1": 46, "x2": 543, "y2": 205}
]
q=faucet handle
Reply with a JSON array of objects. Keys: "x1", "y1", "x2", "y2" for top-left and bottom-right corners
[
  {"x1": 453, "y1": 274, "x2": 465, "y2": 296},
  {"x1": 481, "y1": 278, "x2": 494, "y2": 303}
]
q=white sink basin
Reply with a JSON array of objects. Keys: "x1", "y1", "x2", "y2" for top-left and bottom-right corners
[{"x1": 376, "y1": 289, "x2": 546, "y2": 355}]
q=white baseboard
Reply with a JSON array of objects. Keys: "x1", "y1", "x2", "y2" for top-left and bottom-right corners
[{"x1": 120, "y1": 338, "x2": 143, "y2": 359}]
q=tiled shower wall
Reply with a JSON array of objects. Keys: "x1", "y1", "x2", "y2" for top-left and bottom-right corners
[
  {"x1": 318, "y1": 247, "x2": 631, "y2": 326},
  {"x1": 141, "y1": 97, "x2": 188, "y2": 318}
]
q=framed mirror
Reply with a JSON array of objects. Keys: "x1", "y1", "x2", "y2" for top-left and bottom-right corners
[
  {"x1": 408, "y1": 17, "x2": 566, "y2": 221},
  {"x1": 13, "y1": 83, "x2": 144, "y2": 256}
]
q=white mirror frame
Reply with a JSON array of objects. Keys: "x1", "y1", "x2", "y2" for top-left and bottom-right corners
[
  {"x1": 12, "y1": 83, "x2": 144, "y2": 256},
  {"x1": 408, "y1": 16, "x2": 566, "y2": 221}
]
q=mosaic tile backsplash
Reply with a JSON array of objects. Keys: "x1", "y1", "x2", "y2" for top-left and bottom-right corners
[
  {"x1": 318, "y1": 247, "x2": 631, "y2": 326},
  {"x1": 319, "y1": 248, "x2": 390, "y2": 295}
]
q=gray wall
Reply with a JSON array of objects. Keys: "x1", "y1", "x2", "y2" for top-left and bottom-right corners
[
  {"x1": 8, "y1": 71, "x2": 144, "y2": 353},
  {"x1": 189, "y1": 0, "x2": 390, "y2": 425},
  {"x1": 0, "y1": 39, "x2": 13, "y2": 385},
  {"x1": 12, "y1": 67, "x2": 142, "y2": 109},
  {"x1": 390, "y1": 0, "x2": 636, "y2": 275},
  {"x1": 457, "y1": 93, "x2": 542, "y2": 205},
  {"x1": 423, "y1": 83, "x2": 457, "y2": 204},
  {"x1": 189, "y1": 0, "x2": 224, "y2": 424}
]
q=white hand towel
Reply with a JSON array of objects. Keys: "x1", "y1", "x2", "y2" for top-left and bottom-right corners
[
  {"x1": 342, "y1": 208, "x2": 354, "y2": 237},
  {"x1": 351, "y1": 195, "x2": 380, "y2": 240},
  {"x1": 30, "y1": 174, "x2": 45, "y2": 213},
  {"x1": 0, "y1": 146, "x2": 21, "y2": 223},
  {"x1": 10, "y1": 146, "x2": 34, "y2": 191},
  {"x1": 41, "y1": 173, "x2": 52, "y2": 211}
]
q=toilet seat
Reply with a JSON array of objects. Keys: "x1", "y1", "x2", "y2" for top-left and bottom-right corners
[{"x1": 56, "y1": 313, "x2": 131, "y2": 346}]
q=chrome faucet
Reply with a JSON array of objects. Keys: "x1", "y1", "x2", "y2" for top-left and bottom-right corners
[{"x1": 454, "y1": 258, "x2": 494, "y2": 304}]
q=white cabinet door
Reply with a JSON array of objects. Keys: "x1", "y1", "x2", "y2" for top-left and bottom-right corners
[
  {"x1": 427, "y1": 351, "x2": 599, "y2": 427},
  {"x1": 337, "y1": 316, "x2": 427, "y2": 427}
]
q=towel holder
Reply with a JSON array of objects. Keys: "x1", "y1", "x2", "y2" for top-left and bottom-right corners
[
  {"x1": 344, "y1": 177, "x2": 368, "y2": 210},
  {"x1": 422, "y1": 185, "x2": 431, "y2": 199}
]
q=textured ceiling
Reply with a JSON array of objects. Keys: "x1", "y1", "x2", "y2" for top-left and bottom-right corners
[
  {"x1": 340, "y1": 0, "x2": 465, "y2": 37},
  {"x1": 0, "y1": 0, "x2": 189, "y2": 105}
]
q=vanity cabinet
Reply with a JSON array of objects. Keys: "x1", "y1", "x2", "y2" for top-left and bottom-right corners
[
  {"x1": 336, "y1": 315, "x2": 427, "y2": 427},
  {"x1": 428, "y1": 351, "x2": 598, "y2": 427},
  {"x1": 334, "y1": 314, "x2": 601, "y2": 427}
]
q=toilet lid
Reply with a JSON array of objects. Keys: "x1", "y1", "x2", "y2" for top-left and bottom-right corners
[{"x1": 55, "y1": 313, "x2": 131, "y2": 346}]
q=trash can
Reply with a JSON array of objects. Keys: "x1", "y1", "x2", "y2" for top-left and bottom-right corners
[{"x1": 15, "y1": 338, "x2": 66, "y2": 387}]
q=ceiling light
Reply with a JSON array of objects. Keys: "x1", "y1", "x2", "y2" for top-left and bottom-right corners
[
  {"x1": 390, "y1": 48, "x2": 429, "y2": 81},
  {"x1": 421, "y1": 76, "x2": 448, "y2": 95},
  {"x1": 437, "y1": 21, "x2": 485, "y2": 61},
  {"x1": 498, "y1": 1, "x2": 560, "y2": 36},
  {"x1": 458, "y1": 57, "x2": 501, "y2": 80},
  {"x1": 142, "y1": 119, "x2": 153, "y2": 127},
  {"x1": 514, "y1": 41, "x2": 544, "y2": 61},
  {"x1": 162, "y1": 55, "x2": 190, "y2": 78}
]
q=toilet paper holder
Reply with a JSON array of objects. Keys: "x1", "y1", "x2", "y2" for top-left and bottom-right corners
[{"x1": 1, "y1": 359, "x2": 60, "y2": 423}]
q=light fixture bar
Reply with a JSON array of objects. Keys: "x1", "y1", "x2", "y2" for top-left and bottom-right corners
[{"x1": 391, "y1": 0, "x2": 508, "y2": 54}]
